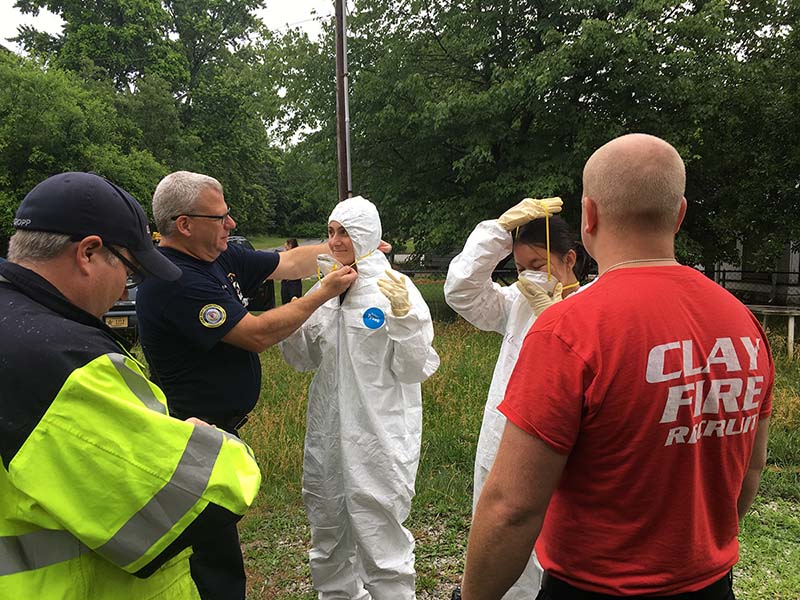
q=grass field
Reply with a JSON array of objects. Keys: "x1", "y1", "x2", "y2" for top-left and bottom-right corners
[
  {"x1": 235, "y1": 281, "x2": 800, "y2": 599},
  {"x1": 246, "y1": 235, "x2": 289, "y2": 251}
]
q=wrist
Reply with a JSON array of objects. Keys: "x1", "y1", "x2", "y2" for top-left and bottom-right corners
[{"x1": 309, "y1": 285, "x2": 337, "y2": 304}]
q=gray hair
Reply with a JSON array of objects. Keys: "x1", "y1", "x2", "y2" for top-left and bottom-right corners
[
  {"x1": 7, "y1": 230, "x2": 73, "y2": 262},
  {"x1": 8, "y1": 231, "x2": 121, "y2": 269},
  {"x1": 153, "y1": 171, "x2": 224, "y2": 236}
]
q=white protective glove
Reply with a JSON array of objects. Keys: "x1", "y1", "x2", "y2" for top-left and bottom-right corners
[
  {"x1": 377, "y1": 270, "x2": 411, "y2": 317},
  {"x1": 497, "y1": 196, "x2": 563, "y2": 231},
  {"x1": 516, "y1": 274, "x2": 563, "y2": 317}
]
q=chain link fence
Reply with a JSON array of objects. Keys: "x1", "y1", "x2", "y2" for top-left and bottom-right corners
[{"x1": 713, "y1": 270, "x2": 800, "y2": 307}]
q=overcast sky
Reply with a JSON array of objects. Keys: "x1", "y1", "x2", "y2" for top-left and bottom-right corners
[{"x1": 0, "y1": 1, "x2": 336, "y2": 53}]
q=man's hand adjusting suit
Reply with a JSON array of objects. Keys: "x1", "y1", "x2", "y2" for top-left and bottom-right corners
[
  {"x1": 497, "y1": 197, "x2": 563, "y2": 231},
  {"x1": 516, "y1": 275, "x2": 563, "y2": 317},
  {"x1": 377, "y1": 270, "x2": 411, "y2": 317},
  {"x1": 318, "y1": 263, "x2": 358, "y2": 299}
]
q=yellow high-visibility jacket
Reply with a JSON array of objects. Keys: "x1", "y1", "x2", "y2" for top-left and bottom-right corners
[{"x1": 0, "y1": 264, "x2": 261, "y2": 599}]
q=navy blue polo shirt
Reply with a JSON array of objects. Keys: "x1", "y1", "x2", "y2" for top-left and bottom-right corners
[{"x1": 136, "y1": 244, "x2": 279, "y2": 418}]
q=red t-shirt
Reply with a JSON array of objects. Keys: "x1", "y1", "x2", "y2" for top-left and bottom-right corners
[{"x1": 500, "y1": 266, "x2": 774, "y2": 596}]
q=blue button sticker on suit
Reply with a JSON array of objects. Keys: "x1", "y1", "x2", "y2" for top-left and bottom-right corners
[{"x1": 363, "y1": 307, "x2": 385, "y2": 329}]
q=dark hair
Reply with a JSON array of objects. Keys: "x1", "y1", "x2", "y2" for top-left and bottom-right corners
[
  {"x1": 513, "y1": 215, "x2": 592, "y2": 281},
  {"x1": 286, "y1": 238, "x2": 299, "y2": 249}
]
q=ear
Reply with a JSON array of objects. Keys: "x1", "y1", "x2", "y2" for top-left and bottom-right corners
[
  {"x1": 74, "y1": 236, "x2": 104, "y2": 276},
  {"x1": 674, "y1": 197, "x2": 687, "y2": 233},
  {"x1": 564, "y1": 248, "x2": 577, "y2": 270},
  {"x1": 582, "y1": 196, "x2": 598, "y2": 235},
  {"x1": 173, "y1": 215, "x2": 193, "y2": 236}
]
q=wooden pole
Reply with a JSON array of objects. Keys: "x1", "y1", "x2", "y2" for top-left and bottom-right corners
[{"x1": 335, "y1": 0, "x2": 352, "y2": 201}]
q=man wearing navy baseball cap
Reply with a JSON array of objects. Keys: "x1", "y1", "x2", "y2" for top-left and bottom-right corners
[
  {"x1": 0, "y1": 172, "x2": 262, "y2": 599},
  {"x1": 12, "y1": 171, "x2": 181, "y2": 287}
]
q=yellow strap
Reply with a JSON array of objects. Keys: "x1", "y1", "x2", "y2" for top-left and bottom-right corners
[
  {"x1": 350, "y1": 249, "x2": 373, "y2": 267},
  {"x1": 561, "y1": 281, "x2": 580, "y2": 291},
  {"x1": 317, "y1": 250, "x2": 374, "y2": 280},
  {"x1": 545, "y1": 204, "x2": 552, "y2": 281}
]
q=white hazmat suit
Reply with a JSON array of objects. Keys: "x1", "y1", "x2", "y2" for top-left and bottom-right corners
[
  {"x1": 281, "y1": 197, "x2": 440, "y2": 600},
  {"x1": 444, "y1": 219, "x2": 544, "y2": 598}
]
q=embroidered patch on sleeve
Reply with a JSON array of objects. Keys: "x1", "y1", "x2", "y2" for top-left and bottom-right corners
[{"x1": 199, "y1": 304, "x2": 227, "y2": 328}]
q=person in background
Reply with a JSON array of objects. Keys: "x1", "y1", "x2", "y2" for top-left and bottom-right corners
[
  {"x1": 0, "y1": 172, "x2": 261, "y2": 599},
  {"x1": 280, "y1": 237, "x2": 303, "y2": 304},
  {"x1": 136, "y1": 170, "x2": 358, "y2": 600},
  {"x1": 281, "y1": 196, "x2": 440, "y2": 600},
  {"x1": 460, "y1": 133, "x2": 772, "y2": 600},
  {"x1": 445, "y1": 201, "x2": 587, "y2": 599}
]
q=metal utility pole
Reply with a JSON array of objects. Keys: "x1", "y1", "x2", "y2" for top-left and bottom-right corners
[{"x1": 335, "y1": 0, "x2": 352, "y2": 201}]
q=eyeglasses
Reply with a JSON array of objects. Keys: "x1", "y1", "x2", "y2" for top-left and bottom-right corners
[
  {"x1": 171, "y1": 210, "x2": 231, "y2": 224},
  {"x1": 106, "y1": 245, "x2": 146, "y2": 289}
]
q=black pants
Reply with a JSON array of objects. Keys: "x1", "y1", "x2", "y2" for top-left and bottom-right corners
[
  {"x1": 535, "y1": 571, "x2": 734, "y2": 600},
  {"x1": 174, "y1": 410, "x2": 248, "y2": 600},
  {"x1": 189, "y1": 524, "x2": 246, "y2": 600},
  {"x1": 281, "y1": 279, "x2": 303, "y2": 305}
]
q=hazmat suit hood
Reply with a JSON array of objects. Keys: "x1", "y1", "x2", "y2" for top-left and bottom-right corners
[{"x1": 328, "y1": 196, "x2": 387, "y2": 278}]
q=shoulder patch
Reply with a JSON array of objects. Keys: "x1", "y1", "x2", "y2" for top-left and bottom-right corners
[{"x1": 199, "y1": 304, "x2": 227, "y2": 328}]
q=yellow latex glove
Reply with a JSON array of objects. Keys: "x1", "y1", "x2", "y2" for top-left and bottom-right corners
[
  {"x1": 497, "y1": 197, "x2": 563, "y2": 231},
  {"x1": 377, "y1": 270, "x2": 411, "y2": 317},
  {"x1": 516, "y1": 275, "x2": 563, "y2": 317}
]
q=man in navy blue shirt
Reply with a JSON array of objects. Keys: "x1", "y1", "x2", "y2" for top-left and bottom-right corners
[{"x1": 136, "y1": 170, "x2": 358, "y2": 600}]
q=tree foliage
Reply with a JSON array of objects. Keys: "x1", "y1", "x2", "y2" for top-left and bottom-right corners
[
  {"x1": 0, "y1": 52, "x2": 165, "y2": 243},
  {"x1": 275, "y1": 0, "x2": 800, "y2": 265},
  {"x1": 6, "y1": 0, "x2": 283, "y2": 238},
  {"x1": 2, "y1": 0, "x2": 799, "y2": 265}
]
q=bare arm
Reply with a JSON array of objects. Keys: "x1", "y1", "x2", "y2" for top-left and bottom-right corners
[
  {"x1": 738, "y1": 416, "x2": 770, "y2": 519},
  {"x1": 269, "y1": 240, "x2": 391, "y2": 281},
  {"x1": 461, "y1": 421, "x2": 567, "y2": 600},
  {"x1": 269, "y1": 243, "x2": 329, "y2": 280},
  {"x1": 222, "y1": 266, "x2": 357, "y2": 352}
]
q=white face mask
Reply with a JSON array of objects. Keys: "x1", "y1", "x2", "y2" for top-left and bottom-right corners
[
  {"x1": 316, "y1": 254, "x2": 344, "y2": 280},
  {"x1": 518, "y1": 269, "x2": 558, "y2": 294}
]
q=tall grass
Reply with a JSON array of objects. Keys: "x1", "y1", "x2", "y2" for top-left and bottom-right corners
[{"x1": 238, "y1": 282, "x2": 800, "y2": 599}]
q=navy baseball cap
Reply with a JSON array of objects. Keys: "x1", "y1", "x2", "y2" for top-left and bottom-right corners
[{"x1": 13, "y1": 172, "x2": 181, "y2": 282}]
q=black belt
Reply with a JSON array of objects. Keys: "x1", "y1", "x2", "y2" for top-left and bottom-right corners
[{"x1": 540, "y1": 571, "x2": 732, "y2": 600}]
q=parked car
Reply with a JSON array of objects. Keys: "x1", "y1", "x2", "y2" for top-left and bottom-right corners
[{"x1": 102, "y1": 277, "x2": 139, "y2": 345}]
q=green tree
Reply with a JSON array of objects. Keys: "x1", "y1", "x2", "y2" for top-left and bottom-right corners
[
  {"x1": 275, "y1": 0, "x2": 800, "y2": 265},
  {"x1": 13, "y1": 0, "x2": 183, "y2": 89},
  {"x1": 0, "y1": 53, "x2": 166, "y2": 244},
  {"x1": 12, "y1": 0, "x2": 287, "y2": 234}
]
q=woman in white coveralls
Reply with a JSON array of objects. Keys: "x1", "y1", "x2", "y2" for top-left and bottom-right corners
[
  {"x1": 280, "y1": 196, "x2": 440, "y2": 600},
  {"x1": 444, "y1": 197, "x2": 588, "y2": 599}
]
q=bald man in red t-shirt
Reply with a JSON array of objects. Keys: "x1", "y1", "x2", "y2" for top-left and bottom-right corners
[{"x1": 460, "y1": 134, "x2": 772, "y2": 600}]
